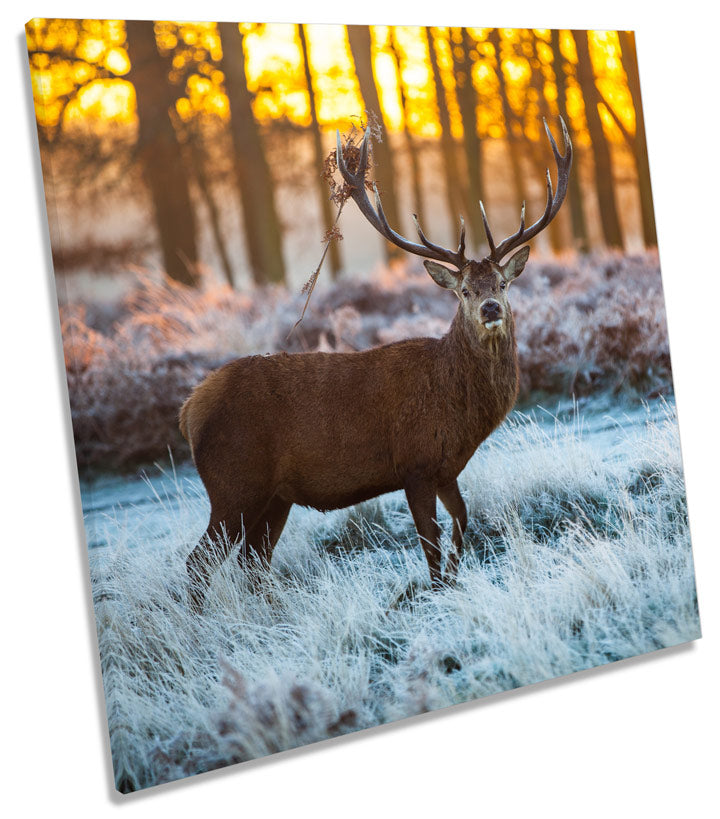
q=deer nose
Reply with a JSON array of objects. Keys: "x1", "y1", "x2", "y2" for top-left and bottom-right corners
[{"x1": 481, "y1": 300, "x2": 502, "y2": 320}]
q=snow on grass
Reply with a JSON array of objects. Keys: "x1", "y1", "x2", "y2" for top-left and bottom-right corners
[{"x1": 87, "y1": 401, "x2": 699, "y2": 792}]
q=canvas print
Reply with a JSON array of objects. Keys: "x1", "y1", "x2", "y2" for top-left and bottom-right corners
[{"x1": 27, "y1": 19, "x2": 701, "y2": 792}]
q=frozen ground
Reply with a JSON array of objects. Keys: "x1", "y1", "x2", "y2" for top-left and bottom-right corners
[{"x1": 82, "y1": 397, "x2": 700, "y2": 792}]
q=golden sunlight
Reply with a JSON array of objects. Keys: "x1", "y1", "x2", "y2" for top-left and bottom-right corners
[{"x1": 28, "y1": 20, "x2": 636, "y2": 145}]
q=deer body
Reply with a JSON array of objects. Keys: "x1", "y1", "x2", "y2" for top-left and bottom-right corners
[
  {"x1": 183, "y1": 119, "x2": 571, "y2": 611},
  {"x1": 182, "y1": 310, "x2": 517, "y2": 510}
]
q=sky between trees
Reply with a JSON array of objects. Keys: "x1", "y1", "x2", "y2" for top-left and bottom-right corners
[{"x1": 27, "y1": 20, "x2": 656, "y2": 288}]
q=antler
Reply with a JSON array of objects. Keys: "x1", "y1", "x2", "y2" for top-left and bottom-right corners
[
  {"x1": 336, "y1": 128, "x2": 468, "y2": 271},
  {"x1": 480, "y1": 117, "x2": 573, "y2": 262}
]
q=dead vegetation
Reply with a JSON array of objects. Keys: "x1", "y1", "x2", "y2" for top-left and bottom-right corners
[{"x1": 61, "y1": 250, "x2": 671, "y2": 470}]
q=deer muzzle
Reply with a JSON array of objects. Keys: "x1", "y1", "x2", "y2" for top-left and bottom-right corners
[{"x1": 480, "y1": 299, "x2": 503, "y2": 330}]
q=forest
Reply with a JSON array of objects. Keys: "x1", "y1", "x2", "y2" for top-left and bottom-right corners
[{"x1": 28, "y1": 21, "x2": 654, "y2": 287}]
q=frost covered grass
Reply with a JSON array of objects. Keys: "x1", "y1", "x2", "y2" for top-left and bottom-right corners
[
  {"x1": 64, "y1": 250, "x2": 671, "y2": 469},
  {"x1": 87, "y1": 401, "x2": 699, "y2": 792}
]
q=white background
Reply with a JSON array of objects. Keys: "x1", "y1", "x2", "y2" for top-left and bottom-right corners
[{"x1": 3, "y1": 1, "x2": 718, "y2": 816}]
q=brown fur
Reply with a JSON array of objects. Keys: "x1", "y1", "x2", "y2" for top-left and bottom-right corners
[{"x1": 183, "y1": 252, "x2": 529, "y2": 611}]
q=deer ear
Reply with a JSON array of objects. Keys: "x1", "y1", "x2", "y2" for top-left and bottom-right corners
[
  {"x1": 502, "y1": 246, "x2": 530, "y2": 281},
  {"x1": 423, "y1": 260, "x2": 459, "y2": 290}
]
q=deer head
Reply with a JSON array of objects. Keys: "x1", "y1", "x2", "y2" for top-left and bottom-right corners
[{"x1": 336, "y1": 118, "x2": 572, "y2": 342}]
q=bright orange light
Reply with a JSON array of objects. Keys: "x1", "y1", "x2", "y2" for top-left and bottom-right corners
[
  {"x1": 65, "y1": 79, "x2": 134, "y2": 124},
  {"x1": 28, "y1": 21, "x2": 636, "y2": 146}
]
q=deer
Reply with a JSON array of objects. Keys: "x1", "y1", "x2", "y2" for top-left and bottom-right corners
[{"x1": 180, "y1": 117, "x2": 571, "y2": 612}]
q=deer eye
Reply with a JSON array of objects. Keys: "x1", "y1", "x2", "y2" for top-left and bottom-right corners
[
  {"x1": 499, "y1": 280, "x2": 506, "y2": 290},
  {"x1": 461, "y1": 287, "x2": 470, "y2": 298}
]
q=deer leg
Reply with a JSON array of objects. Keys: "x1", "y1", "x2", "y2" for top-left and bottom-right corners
[
  {"x1": 405, "y1": 479, "x2": 443, "y2": 589},
  {"x1": 186, "y1": 495, "x2": 270, "y2": 613},
  {"x1": 238, "y1": 497, "x2": 293, "y2": 602},
  {"x1": 438, "y1": 480, "x2": 468, "y2": 583},
  {"x1": 241, "y1": 496, "x2": 292, "y2": 568}
]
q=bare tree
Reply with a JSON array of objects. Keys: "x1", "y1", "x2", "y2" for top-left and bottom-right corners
[
  {"x1": 426, "y1": 27, "x2": 465, "y2": 236},
  {"x1": 526, "y1": 32, "x2": 563, "y2": 253},
  {"x1": 126, "y1": 20, "x2": 199, "y2": 286},
  {"x1": 218, "y1": 22, "x2": 286, "y2": 285},
  {"x1": 618, "y1": 31, "x2": 657, "y2": 247},
  {"x1": 346, "y1": 25, "x2": 401, "y2": 261},
  {"x1": 184, "y1": 119, "x2": 235, "y2": 287},
  {"x1": 298, "y1": 24, "x2": 341, "y2": 278},
  {"x1": 488, "y1": 29, "x2": 528, "y2": 209},
  {"x1": 450, "y1": 28, "x2": 485, "y2": 250},
  {"x1": 550, "y1": 29, "x2": 589, "y2": 252},
  {"x1": 390, "y1": 28, "x2": 425, "y2": 227},
  {"x1": 572, "y1": 30, "x2": 624, "y2": 249}
]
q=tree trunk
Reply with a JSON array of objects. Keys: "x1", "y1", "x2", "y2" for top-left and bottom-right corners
[
  {"x1": 426, "y1": 27, "x2": 465, "y2": 241},
  {"x1": 527, "y1": 32, "x2": 563, "y2": 253},
  {"x1": 488, "y1": 29, "x2": 528, "y2": 210},
  {"x1": 451, "y1": 28, "x2": 485, "y2": 251},
  {"x1": 346, "y1": 24, "x2": 402, "y2": 261},
  {"x1": 218, "y1": 22, "x2": 286, "y2": 285},
  {"x1": 299, "y1": 24, "x2": 341, "y2": 278},
  {"x1": 619, "y1": 31, "x2": 657, "y2": 247},
  {"x1": 125, "y1": 20, "x2": 199, "y2": 286},
  {"x1": 550, "y1": 29, "x2": 589, "y2": 253},
  {"x1": 390, "y1": 28, "x2": 425, "y2": 228},
  {"x1": 573, "y1": 30, "x2": 624, "y2": 249},
  {"x1": 186, "y1": 121, "x2": 235, "y2": 287}
]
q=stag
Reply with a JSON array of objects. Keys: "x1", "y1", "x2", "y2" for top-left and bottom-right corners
[{"x1": 181, "y1": 118, "x2": 571, "y2": 612}]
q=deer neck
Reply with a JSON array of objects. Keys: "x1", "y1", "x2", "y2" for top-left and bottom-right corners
[{"x1": 441, "y1": 307, "x2": 519, "y2": 429}]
